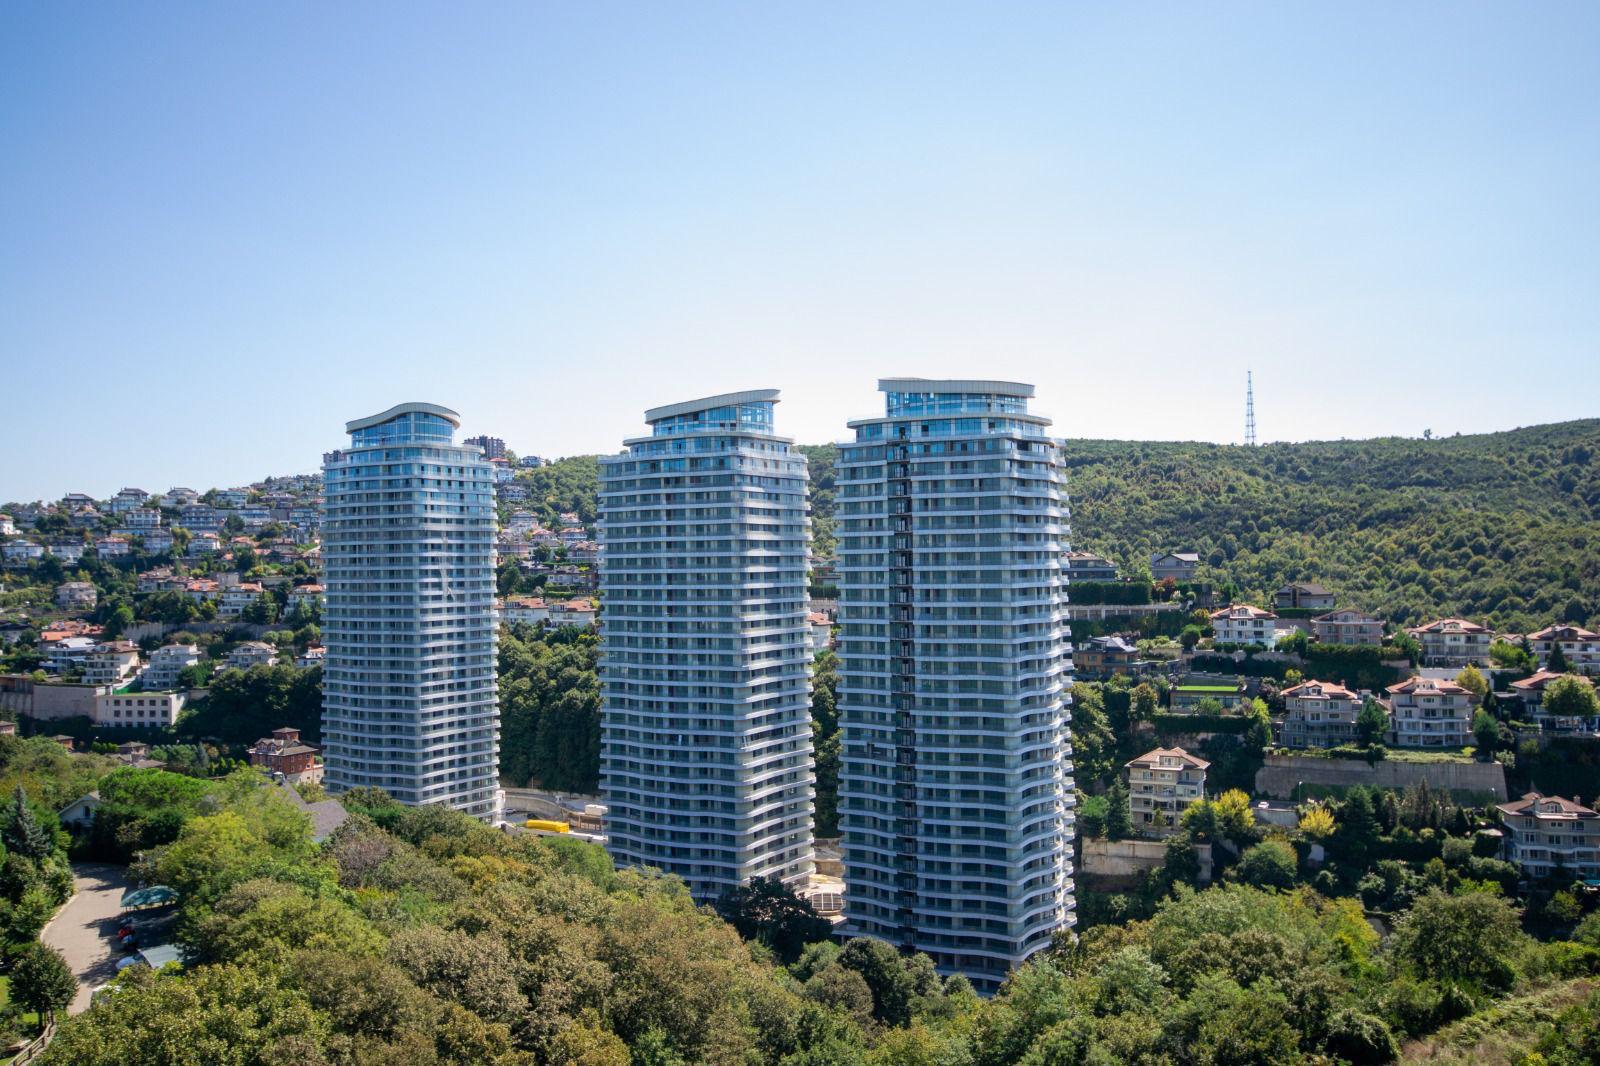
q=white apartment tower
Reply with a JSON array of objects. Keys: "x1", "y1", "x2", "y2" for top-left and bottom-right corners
[
  {"x1": 321, "y1": 403, "x2": 501, "y2": 820},
  {"x1": 598, "y1": 390, "x2": 815, "y2": 901},
  {"x1": 837, "y1": 379, "x2": 1075, "y2": 990}
]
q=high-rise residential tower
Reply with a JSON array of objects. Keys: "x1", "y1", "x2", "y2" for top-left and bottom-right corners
[
  {"x1": 598, "y1": 390, "x2": 815, "y2": 900},
  {"x1": 321, "y1": 402, "x2": 501, "y2": 820},
  {"x1": 837, "y1": 379, "x2": 1075, "y2": 990}
]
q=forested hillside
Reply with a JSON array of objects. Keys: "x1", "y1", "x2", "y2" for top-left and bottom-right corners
[{"x1": 1063, "y1": 419, "x2": 1600, "y2": 632}]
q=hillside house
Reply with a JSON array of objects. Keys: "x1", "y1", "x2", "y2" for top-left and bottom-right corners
[
  {"x1": 1126, "y1": 747, "x2": 1209, "y2": 836},
  {"x1": 82, "y1": 641, "x2": 141, "y2": 686},
  {"x1": 1407, "y1": 618, "x2": 1493, "y2": 668},
  {"x1": 249, "y1": 727, "x2": 323, "y2": 785},
  {"x1": 1076, "y1": 635, "x2": 1139, "y2": 678},
  {"x1": 1509, "y1": 671, "x2": 1600, "y2": 733},
  {"x1": 139, "y1": 644, "x2": 201, "y2": 691},
  {"x1": 1065, "y1": 551, "x2": 1119, "y2": 582},
  {"x1": 55, "y1": 581, "x2": 98, "y2": 609},
  {"x1": 1150, "y1": 552, "x2": 1200, "y2": 583},
  {"x1": 1495, "y1": 793, "x2": 1600, "y2": 880},
  {"x1": 226, "y1": 642, "x2": 277, "y2": 670},
  {"x1": 1311, "y1": 608, "x2": 1384, "y2": 646},
  {"x1": 1274, "y1": 582, "x2": 1335, "y2": 610},
  {"x1": 1385, "y1": 676, "x2": 1474, "y2": 748},
  {"x1": 1280, "y1": 679, "x2": 1362, "y2": 748},
  {"x1": 1210, "y1": 604, "x2": 1279, "y2": 646},
  {"x1": 1527, "y1": 625, "x2": 1600, "y2": 677}
]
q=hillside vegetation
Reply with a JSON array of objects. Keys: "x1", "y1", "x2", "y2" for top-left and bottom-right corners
[{"x1": 1063, "y1": 420, "x2": 1600, "y2": 632}]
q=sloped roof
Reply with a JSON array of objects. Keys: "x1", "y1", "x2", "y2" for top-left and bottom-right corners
[
  {"x1": 1386, "y1": 676, "x2": 1470, "y2": 696},
  {"x1": 1126, "y1": 746, "x2": 1210, "y2": 771},
  {"x1": 1497, "y1": 792, "x2": 1597, "y2": 819}
]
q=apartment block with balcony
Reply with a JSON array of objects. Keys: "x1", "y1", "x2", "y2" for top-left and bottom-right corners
[
  {"x1": 1527, "y1": 625, "x2": 1600, "y2": 677},
  {"x1": 82, "y1": 641, "x2": 140, "y2": 686},
  {"x1": 1312, "y1": 608, "x2": 1384, "y2": 647},
  {"x1": 1210, "y1": 604, "x2": 1279, "y2": 646},
  {"x1": 837, "y1": 378, "x2": 1075, "y2": 991},
  {"x1": 1495, "y1": 792, "x2": 1600, "y2": 880},
  {"x1": 1280, "y1": 679, "x2": 1361, "y2": 748},
  {"x1": 1385, "y1": 676, "x2": 1474, "y2": 748},
  {"x1": 1125, "y1": 747, "x2": 1208, "y2": 836},
  {"x1": 599, "y1": 391, "x2": 815, "y2": 902},
  {"x1": 1407, "y1": 618, "x2": 1493, "y2": 668},
  {"x1": 321, "y1": 403, "x2": 501, "y2": 820},
  {"x1": 138, "y1": 643, "x2": 201, "y2": 691}
]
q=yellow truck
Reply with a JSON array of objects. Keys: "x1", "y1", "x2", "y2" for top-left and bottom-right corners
[{"x1": 524, "y1": 819, "x2": 570, "y2": 834}]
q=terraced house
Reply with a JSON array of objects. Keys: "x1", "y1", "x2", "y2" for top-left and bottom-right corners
[
  {"x1": 1125, "y1": 747, "x2": 1208, "y2": 835},
  {"x1": 1385, "y1": 675, "x2": 1474, "y2": 748},
  {"x1": 1527, "y1": 624, "x2": 1600, "y2": 676}
]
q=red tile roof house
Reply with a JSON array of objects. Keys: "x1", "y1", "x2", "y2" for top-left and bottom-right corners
[
  {"x1": 1406, "y1": 618, "x2": 1493, "y2": 668},
  {"x1": 1495, "y1": 793, "x2": 1600, "y2": 880},
  {"x1": 1125, "y1": 747, "x2": 1209, "y2": 836},
  {"x1": 1528, "y1": 624, "x2": 1600, "y2": 677},
  {"x1": 1385, "y1": 676, "x2": 1474, "y2": 748},
  {"x1": 1209, "y1": 604, "x2": 1279, "y2": 646},
  {"x1": 1280, "y1": 679, "x2": 1362, "y2": 748},
  {"x1": 1509, "y1": 670, "x2": 1600, "y2": 732}
]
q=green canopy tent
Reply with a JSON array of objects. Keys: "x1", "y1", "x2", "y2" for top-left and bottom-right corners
[{"x1": 120, "y1": 885, "x2": 178, "y2": 910}]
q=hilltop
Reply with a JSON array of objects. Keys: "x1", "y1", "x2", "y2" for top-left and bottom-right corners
[{"x1": 1061, "y1": 418, "x2": 1600, "y2": 632}]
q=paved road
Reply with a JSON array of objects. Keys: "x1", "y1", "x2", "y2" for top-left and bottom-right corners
[{"x1": 41, "y1": 864, "x2": 133, "y2": 1015}]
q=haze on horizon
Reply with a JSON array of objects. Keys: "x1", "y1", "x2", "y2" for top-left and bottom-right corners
[{"x1": 2, "y1": 2, "x2": 1597, "y2": 501}]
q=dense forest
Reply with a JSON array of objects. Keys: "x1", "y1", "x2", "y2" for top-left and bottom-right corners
[
  {"x1": 19, "y1": 742, "x2": 1600, "y2": 1065},
  {"x1": 513, "y1": 455, "x2": 601, "y2": 528},
  {"x1": 1063, "y1": 420, "x2": 1600, "y2": 632},
  {"x1": 499, "y1": 624, "x2": 600, "y2": 792}
]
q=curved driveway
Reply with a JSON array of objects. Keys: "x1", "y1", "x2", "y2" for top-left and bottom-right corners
[{"x1": 40, "y1": 863, "x2": 133, "y2": 1015}]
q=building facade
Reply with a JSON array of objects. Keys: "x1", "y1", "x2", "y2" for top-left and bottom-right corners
[
  {"x1": 1150, "y1": 552, "x2": 1199, "y2": 583},
  {"x1": 1064, "y1": 551, "x2": 1118, "y2": 582},
  {"x1": 598, "y1": 391, "x2": 815, "y2": 901},
  {"x1": 1495, "y1": 792, "x2": 1600, "y2": 880},
  {"x1": 321, "y1": 403, "x2": 500, "y2": 820},
  {"x1": 94, "y1": 691, "x2": 185, "y2": 728},
  {"x1": 1312, "y1": 608, "x2": 1384, "y2": 647},
  {"x1": 1210, "y1": 604, "x2": 1280, "y2": 645},
  {"x1": 1280, "y1": 679, "x2": 1361, "y2": 748},
  {"x1": 837, "y1": 378, "x2": 1075, "y2": 990},
  {"x1": 1407, "y1": 618, "x2": 1493, "y2": 668},
  {"x1": 138, "y1": 643, "x2": 200, "y2": 691},
  {"x1": 1125, "y1": 747, "x2": 1208, "y2": 835},
  {"x1": 1274, "y1": 582, "x2": 1335, "y2": 610},
  {"x1": 1528, "y1": 625, "x2": 1600, "y2": 676},
  {"x1": 1385, "y1": 675, "x2": 1474, "y2": 748}
]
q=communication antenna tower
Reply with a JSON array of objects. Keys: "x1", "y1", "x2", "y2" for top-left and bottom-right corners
[{"x1": 1245, "y1": 371, "x2": 1257, "y2": 447}]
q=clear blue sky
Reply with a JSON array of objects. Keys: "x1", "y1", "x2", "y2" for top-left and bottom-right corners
[{"x1": 2, "y1": 2, "x2": 1596, "y2": 500}]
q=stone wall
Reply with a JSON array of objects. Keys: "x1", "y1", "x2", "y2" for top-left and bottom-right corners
[
  {"x1": 1254, "y1": 753, "x2": 1507, "y2": 801},
  {"x1": 1081, "y1": 838, "x2": 1213, "y2": 883}
]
